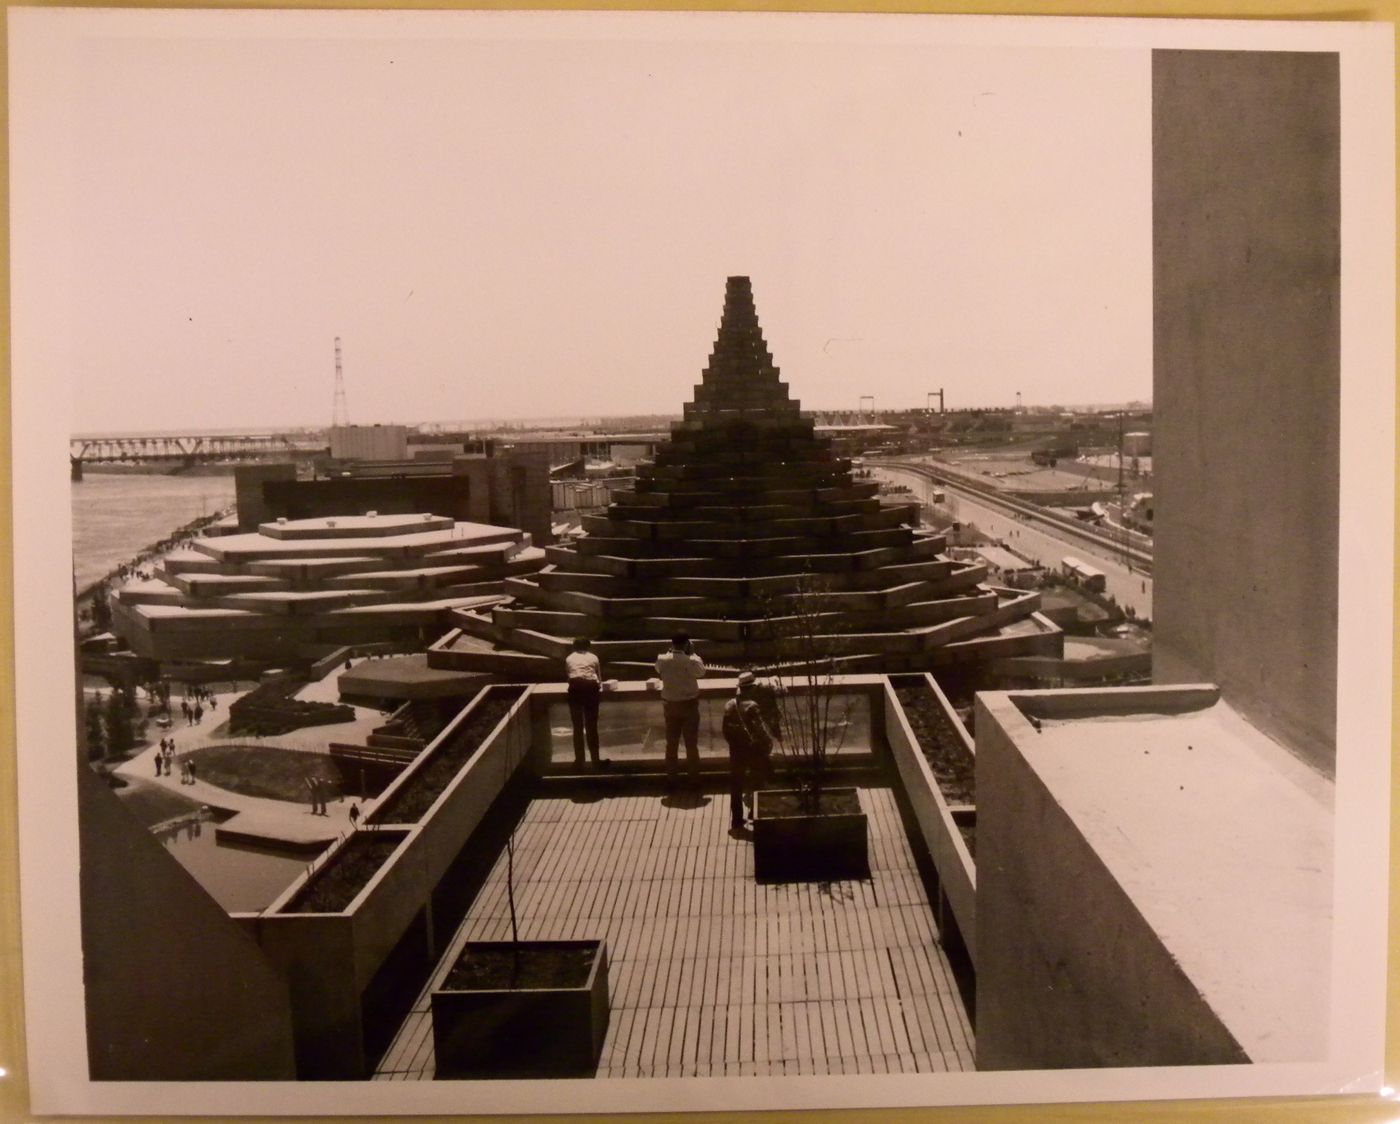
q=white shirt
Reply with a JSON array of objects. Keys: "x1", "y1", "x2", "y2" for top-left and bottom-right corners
[
  {"x1": 655, "y1": 649, "x2": 704, "y2": 701},
  {"x1": 565, "y1": 650, "x2": 601, "y2": 683}
]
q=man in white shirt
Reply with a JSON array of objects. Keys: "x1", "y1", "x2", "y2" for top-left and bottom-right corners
[
  {"x1": 655, "y1": 633, "x2": 705, "y2": 785},
  {"x1": 564, "y1": 637, "x2": 606, "y2": 767}
]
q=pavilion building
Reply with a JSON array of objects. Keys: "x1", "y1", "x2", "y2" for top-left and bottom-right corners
[
  {"x1": 432, "y1": 277, "x2": 1060, "y2": 679},
  {"x1": 110, "y1": 512, "x2": 543, "y2": 662}
]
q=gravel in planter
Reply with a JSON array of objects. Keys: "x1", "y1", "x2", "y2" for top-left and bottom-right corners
[
  {"x1": 892, "y1": 678, "x2": 976, "y2": 806},
  {"x1": 444, "y1": 943, "x2": 596, "y2": 991},
  {"x1": 285, "y1": 834, "x2": 403, "y2": 913},
  {"x1": 759, "y1": 788, "x2": 862, "y2": 817},
  {"x1": 371, "y1": 688, "x2": 523, "y2": 824}
]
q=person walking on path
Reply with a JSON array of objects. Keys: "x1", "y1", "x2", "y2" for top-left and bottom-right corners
[
  {"x1": 193, "y1": 701, "x2": 204, "y2": 725},
  {"x1": 154, "y1": 747, "x2": 163, "y2": 777},
  {"x1": 722, "y1": 671, "x2": 774, "y2": 833},
  {"x1": 187, "y1": 759, "x2": 197, "y2": 785},
  {"x1": 564, "y1": 637, "x2": 607, "y2": 768},
  {"x1": 305, "y1": 776, "x2": 324, "y2": 815},
  {"x1": 163, "y1": 742, "x2": 175, "y2": 777},
  {"x1": 656, "y1": 633, "x2": 705, "y2": 785}
]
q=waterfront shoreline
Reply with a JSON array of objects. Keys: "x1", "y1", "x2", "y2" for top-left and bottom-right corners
[{"x1": 76, "y1": 506, "x2": 235, "y2": 627}]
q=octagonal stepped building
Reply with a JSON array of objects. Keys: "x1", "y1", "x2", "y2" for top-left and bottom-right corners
[{"x1": 433, "y1": 277, "x2": 1060, "y2": 679}]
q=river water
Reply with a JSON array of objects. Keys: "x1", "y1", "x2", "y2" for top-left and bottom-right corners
[{"x1": 71, "y1": 472, "x2": 236, "y2": 592}]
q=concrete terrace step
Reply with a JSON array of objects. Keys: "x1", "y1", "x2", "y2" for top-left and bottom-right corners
[
  {"x1": 243, "y1": 556, "x2": 385, "y2": 580},
  {"x1": 580, "y1": 508, "x2": 913, "y2": 542},
  {"x1": 572, "y1": 527, "x2": 913, "y2": 561},
  {"x1": 216, "y1": 809, "x2": 346, "y2": 853},
  {"x1": 426, "y1": 628, "x2": 562, "y2": 677}
]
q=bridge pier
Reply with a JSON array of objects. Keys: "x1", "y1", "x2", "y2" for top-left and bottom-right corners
[{"x1": 71, "y1": 456, "x2": 84, "y2": 482}]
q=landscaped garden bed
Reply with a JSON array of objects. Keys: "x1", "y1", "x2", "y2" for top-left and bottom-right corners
[
  {"x1": 882, "y1": 674, "x2": 979, "y2": 967},
  {"x1": 283, "y1": 832, "x2": 405, "y2": 914},
  {"x1": 891, "y1": 675, "x2": 976, "y2": 806},
  {"x1": 229, "y1": 679, "x2": 356, "y2": 736},
  {"x1": 187, "y1": 744, "x2": 345, "y2": 802},
  {"x1": 370, "y1": 687, "x2": 524, "y2": 824}
]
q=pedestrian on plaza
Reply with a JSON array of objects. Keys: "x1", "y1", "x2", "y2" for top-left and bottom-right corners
[
  {"x1": 349, "y1": 803, "x2": 361, "y2": 829},
  {"x1": 656, "y1": 633, "x2": 704, "y2": 786},
  {"x1": 564, "y1": 637, "x2": 607, "y2": 768},
  {"x1": 181, "y1": 700, "x2": 191, "y2": 724},
  {"x1": 193, "y1": 702, "x2": 204, "y2": 725},
  {"x1": 187, "y1": 759, "x2": 197, "y2": 785},
  {"x1": 305, "y1": 776, "x2": 322, "y2": 815},
  {"x1": 722, "y1": 671, "x2": 774, "y2": 833},
  {"x1": 163, "y1": 743, "x2": 175, "y2": 776},
  {"x1": 154, "y1": 749, "x2": 163, "y2": 777}
]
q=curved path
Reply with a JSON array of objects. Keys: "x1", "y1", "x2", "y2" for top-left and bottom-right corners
[{"x1": 111, "y1": 676, "x2": 389, "y2": 845}]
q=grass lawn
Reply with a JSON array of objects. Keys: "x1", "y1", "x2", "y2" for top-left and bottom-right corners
[{"x1": 187, "y1": 744, "x2": 346, "y2": 803}]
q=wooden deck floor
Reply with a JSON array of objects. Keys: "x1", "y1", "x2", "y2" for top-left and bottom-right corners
[{"x1": 374, "y1": 785, "x2": 973, "y2": 1079}]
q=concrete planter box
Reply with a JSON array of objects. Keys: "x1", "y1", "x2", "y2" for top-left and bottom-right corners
[
  {"x1": 883, "y1": 676, "x2": 978, "y2": 967},
  {"x1": 752, "y1": 787, "x2": 869, "y2": 883},
  {"x1": 253, "y1": 685, "x2": 534, "y2": 1079},
  {"x1": 431, "y1": 940, "x2": 610, "y2": 1079}
]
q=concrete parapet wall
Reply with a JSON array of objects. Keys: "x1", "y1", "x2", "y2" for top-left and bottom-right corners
[
  {"x1": 882, "y1": 679, "x2": 977, "y2": 967},
  {"x1": 253, "y1": 686, "x2": 532, "y2": 1078},
  {"x1": 975, "y1": 687, "x2": 1254, "y2": 1069}
]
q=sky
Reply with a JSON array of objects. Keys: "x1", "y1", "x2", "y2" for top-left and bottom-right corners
[{"x1": 13, "y1": 11, "x2": 1152, "y2": 435}]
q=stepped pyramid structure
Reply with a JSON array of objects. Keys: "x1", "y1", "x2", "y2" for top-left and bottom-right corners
[{"x1": 432, "y1": 277, "x2": 1059, "y2": 678}]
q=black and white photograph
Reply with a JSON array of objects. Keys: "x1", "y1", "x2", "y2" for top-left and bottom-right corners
[{"x1": 7, "y1": 8, "x2": 1394, "y2": 1117}]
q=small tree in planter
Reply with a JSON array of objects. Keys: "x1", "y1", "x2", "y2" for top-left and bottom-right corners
[
  {"x1": 430, "y1": 686, "x2": 610, "y2": 1079},
  {"x1": 750, "y1": 573, "x2": 869, "y2": 883}
]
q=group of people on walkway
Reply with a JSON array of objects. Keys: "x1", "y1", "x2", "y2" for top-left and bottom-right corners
[
  {"x1": 153, "y1": 738, "x2": 199, "y2": 785},
  {"x1": 304, "y1": 775, "x2": 338, "y2": 816},
  {"x1": 564, "y1": 632, "x2": 780, "y2": 834}
]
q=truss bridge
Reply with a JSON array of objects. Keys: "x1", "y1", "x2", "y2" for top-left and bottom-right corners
[{"x1": 70, "y1": 433, "x2": 326, "y2": 480}]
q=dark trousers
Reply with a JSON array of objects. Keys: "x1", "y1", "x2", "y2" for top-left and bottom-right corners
[
  {"x1": 568, "y1": 680, "x2": 601, "y2": 763},
  {"x1": 728, "y1": 750, "x2": 769, "y2": 827},
  {"x1": 663, "y1": 698, "x2": 700, "y2": 772}
]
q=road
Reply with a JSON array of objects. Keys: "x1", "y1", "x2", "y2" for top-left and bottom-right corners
[{"x1": 871, "y1": 463, "x2": 1154, "y2": 621}]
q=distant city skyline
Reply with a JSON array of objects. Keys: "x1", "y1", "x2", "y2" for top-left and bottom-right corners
[
  {"x1": 14, "y1": 10, "x2": 1152, "y2": 437},
  {"x1": 69, "y1": 397, "x2": 1155, "y2": 442}
]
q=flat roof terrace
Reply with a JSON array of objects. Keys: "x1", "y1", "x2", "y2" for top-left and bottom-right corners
[
  {"x1": 1023, "y1": 697, "x2": 1331, "y2": 1062},
  {"x1": 375, "y1": 784, "x2": 973, "y2": 1079}
]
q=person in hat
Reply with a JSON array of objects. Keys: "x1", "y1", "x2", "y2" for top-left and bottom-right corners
[{"x1": 722, "y1": 671, "x2": 774, "y2": 833}]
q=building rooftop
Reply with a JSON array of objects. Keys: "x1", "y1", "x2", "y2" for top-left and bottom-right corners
[
  {"x1": 259, "y1": 513, "x2": 455, "y2": 538},
  {"x1": 1012, "y1": 696, "x2": 1331, "y2": 1062},
  {"x1": 375, "y1": 785, "x2": 973, "y2": 1079},
  {"x1": 109, "y1": 517, "x2": 545, "y2": 661}
]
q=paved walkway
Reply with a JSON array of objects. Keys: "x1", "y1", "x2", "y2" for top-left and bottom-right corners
[
  {"x1": 109, "y1": 675, "x2": 388, "y2": 838},
  {"x1": 375, "y1": 786, "x2": 973, "y2": 1079}
]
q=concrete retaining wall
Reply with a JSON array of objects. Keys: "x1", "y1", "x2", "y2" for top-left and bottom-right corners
[
  {"x1": 247, "y1": 686, "x2": 532, "y2": 1078},
  {"x1": 974, "y1": 687, "x2": 1249, "y2": 1069},
  {"x1": 882, "y1": 678, "x2": 977, "y2": 967}
]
